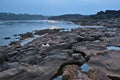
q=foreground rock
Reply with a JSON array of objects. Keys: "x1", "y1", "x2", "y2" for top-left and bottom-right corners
[
  {"x1": 89, "y1": 68, "x2": 111, "y2": 80},
  {"x1": 0, "y1": 30, "x2": 85, "y2": 80},
  {"x1": 59, "y1": 65, "x2": 111, "y2": 80},
  {"x1": 0, "y1": 27, "x2": 120, "y2": 80},
  {"x1": 88, "y1": 51, "x2": 120, "y2": 78}
]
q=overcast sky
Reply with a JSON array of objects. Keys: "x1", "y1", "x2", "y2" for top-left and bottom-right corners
[{"x1": 0, "y1": 0, "x2": 120, "y2": 15}]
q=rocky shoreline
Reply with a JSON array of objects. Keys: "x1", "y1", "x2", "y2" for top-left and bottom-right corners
[{"x1": 0, "y1": 25, "x2": 120, "y2": 80}]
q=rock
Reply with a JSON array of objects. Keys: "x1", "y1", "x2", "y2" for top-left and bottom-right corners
[
  {"x1": 62, "y1": 65, "x2": 80, "y2": 80},
  {"x1": 0, "y1": 26, "x2": 120, "y2": 80},
  {"x1": 9, "y1": 41, "x2": 20, "y2": 46},
  {"x1": 5, "y1": 62, "x2": 19, "y2": 69},
  {"x1": 62, "y1": 65, "x2": 91, "y2": 80},
  {"x1": 89, "y1": 68, "x2": 111, "y2": 80},
  {"x1": 19, "y1": 32, "x2": 34, "y2": 40},
  {"x1": 105, "y1": 37, "x2": 120, "y2": 46},
  {"x1": 4, "y1": 37, "x2": 11, "y2": 40},
  {"x1": 0, "y1": 63, "x2": 62, "y2": 80},
  {"x1": 0, "y1": 64, "x2": 47, "y2": 80},
  {"x1": 44, "y1": 54, "x2": 67, "y2": 61},
  {"x1": 72, "y1": 53, "x2": 84, "y2": 61},
  {"x1": 8, "y1": 51, "x2": 18, "y2": 57},
  {"x1": 77, "y1": 72, "x2": 91, "y2": 80},
  {"x1": 72, "y1": 28, "x2": 106, "y2": 41},
  {"x1": 41, "y1": 43, "x2": 50, "y2": 47},
  {"x1": 0, "y1": 68, "x2": 24, "y2": 79},
  {"x1": 0, "y1": 62, "x2": 19, "y2": 72},
  {"x1": 0, "y1": 46, "x2": 8, "y2": 64},
  {"x1": 72, "y1": 42, "x2": 107, "y2": 56},
  {"x1": 88, "y1": 51, "x2": 120, "y2": 78},
  {"x1": 9, "y1": 42, "x2": 22, "y2": 52},
  {"x1": 20, "y1": 55, "x2": 38, "y2": 65},
  {"x1": 8, "y1": 43, "x2": 22, "y2": 54},
  {"x1": 14, "y1": 34, "x2": 18, "y2": 36},
  {"x1": 34, "y1": 28, "x2": 63, "y2": 35}
]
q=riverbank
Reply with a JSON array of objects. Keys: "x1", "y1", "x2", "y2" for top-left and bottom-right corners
[{"x1": 0, "y1": 25, "x2": 120, "y2": 80}]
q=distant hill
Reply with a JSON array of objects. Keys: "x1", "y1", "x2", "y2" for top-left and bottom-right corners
[
  {"x1": 48, "y1": 14, "x2": 84, "y2": 21},
  {"x1": 0, "y1": 13, "x2": 48, "y2": 20},
  {"x1": 49, "y1": 10, "x2": 120, "y2": 21},
  {"x1": 89, "y1": 10, "x2": 120, "y2": 19},
  {"x1": 48, "y1": 10, "x2": 120, "y2": 28}
]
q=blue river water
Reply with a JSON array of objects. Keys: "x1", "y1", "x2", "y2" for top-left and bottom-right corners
[{"x1": 0, "y1": 20, "x2": 80, "y2": 46}]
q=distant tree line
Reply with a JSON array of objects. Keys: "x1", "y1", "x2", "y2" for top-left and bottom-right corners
[{"x1": 0, "y1": 12, "x2": 48, "y2": 20}]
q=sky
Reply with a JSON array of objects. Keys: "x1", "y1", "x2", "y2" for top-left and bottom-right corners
[{"x1": 0, "y1": 0, "x2": 120, "y2": 15}]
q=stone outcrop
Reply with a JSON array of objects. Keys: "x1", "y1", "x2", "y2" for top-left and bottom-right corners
[
  {"x1": 88, "y1": 51, "x2": 120, "y2": 78},
  {"x1": 18, "y1": 32, "x2": 34, "y2": 40},
  {"x1": 89, "y1": 68, "x2": 111, "y2": 80},
  {"x1": 0, "y1": 26, "x2": 120, "y2": 80},
  {"x1": 0, "y1": 46, "x2": 8, "y2": 64},
  {"x1": 62, "y1": 65, "x2": 91, "y2": 80},
  {"x1": 34, "y1": 28, "x2": 64, "y2": 35}
]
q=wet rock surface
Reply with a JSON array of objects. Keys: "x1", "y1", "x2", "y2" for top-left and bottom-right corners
[
  {"x1": 18, "y1": 32, "x2": 34, "y2": 40},
  {"x1": 34, "y1": 28, "x2": 64, "y2": 35},
  {"x1": 0, "y1": 27, "x2": 120, "y2": 80}
]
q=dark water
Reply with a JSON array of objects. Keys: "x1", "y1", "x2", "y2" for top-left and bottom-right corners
[{"x1": 0, "y1": 20, "x2": 80, "y2": 46}]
